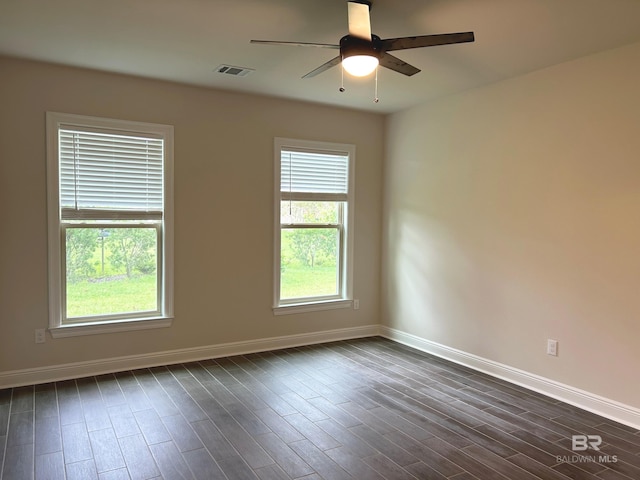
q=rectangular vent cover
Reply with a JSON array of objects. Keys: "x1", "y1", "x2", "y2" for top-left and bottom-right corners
[{"x1": 215, "y1": 64, "x2": 254, "y2": 77}]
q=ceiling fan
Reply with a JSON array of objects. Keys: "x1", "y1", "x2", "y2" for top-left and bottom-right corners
[{"x1": 250, "y1": 0, "x2": 475, "y2": 79}]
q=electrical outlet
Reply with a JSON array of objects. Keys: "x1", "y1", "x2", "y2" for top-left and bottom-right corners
[
  {"x1": 35, "y1": 328, "x2": 46, "y2": 344},
  {"x1": 353, "y1": 299, "x2": 360, "y2": 310},
  {"x1": 546, "y1": 339, "x2": 558, "y2": 356}
]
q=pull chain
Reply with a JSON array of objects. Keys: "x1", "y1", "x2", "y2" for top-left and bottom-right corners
[
  {"x1": 337, "y1": 66, "x2": 379, "y2": 102},
  {"x1": 374, "y1": 66, "x2": 379, "y2": 103}
]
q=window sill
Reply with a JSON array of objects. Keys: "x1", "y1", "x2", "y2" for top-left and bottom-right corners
[
  {"x1": 273, "y1": 299, "x2": 352, "y2": 316},
  {"x1": 49, "y1": 317, "x2": 173, "y2": 338}
]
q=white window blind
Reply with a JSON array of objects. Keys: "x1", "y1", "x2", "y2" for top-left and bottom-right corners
[
  {"x1": 59, "y1": 127, "x2": 164, "y2": 220},
  {"x1": 280, "y1": 148, "x2": 349, "y2": 201}
]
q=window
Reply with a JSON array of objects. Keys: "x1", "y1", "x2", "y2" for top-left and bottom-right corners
[
  {"x1": 274, "y1": 138, "x2": 355, "y2": 314},
  {"x1": 46, "y1": 112, "x2": 174, "y2": 336}
]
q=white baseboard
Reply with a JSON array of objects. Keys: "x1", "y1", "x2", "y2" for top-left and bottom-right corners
[
  {"x1": 0, "y1": 325, "x2": 380, "y2": 389},
  {"x1": 380, "y1": 326, "x2": 640, "y2": 430}
]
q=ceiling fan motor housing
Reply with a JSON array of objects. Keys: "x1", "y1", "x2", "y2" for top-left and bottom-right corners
[{"x1": 340, "y1": 34, "x2": 382, "y2": 61}]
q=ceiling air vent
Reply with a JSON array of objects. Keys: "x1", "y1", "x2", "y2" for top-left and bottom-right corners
[{"x1": 215, "y1": 64, "x2": 254, "y2": 77}]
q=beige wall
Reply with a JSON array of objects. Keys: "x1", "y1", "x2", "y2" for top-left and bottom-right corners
[
  {"x1": 383, "y1": 41, "x2": 640, "y2": 408},
  {"x1": 0, "y1": 56, "x2": 383, "y2": 374}
]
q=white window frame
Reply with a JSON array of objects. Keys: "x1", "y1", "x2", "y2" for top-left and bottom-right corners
[
  {"x1": 273, "y1": 138, "x2": 355, "y2": 315},
  {"x1": 46, "y1": 112, "x2": 174, "y2": 337}
]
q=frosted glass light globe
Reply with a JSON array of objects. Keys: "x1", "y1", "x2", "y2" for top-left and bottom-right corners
[{"x1": 342, "y1": 55, "x2": 379, "y2": 77}]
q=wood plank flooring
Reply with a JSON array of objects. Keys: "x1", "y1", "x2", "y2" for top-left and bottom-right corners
[{"x1": 0, "y1": 337, "x2": 638, "y2": 479}]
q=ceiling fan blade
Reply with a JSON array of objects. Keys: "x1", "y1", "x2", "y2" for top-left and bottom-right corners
[
  {"x1": 381, "y1": 32, "x2": 475, "y2": 51},
  {"x1": 347, "y1": 1, "x2": 372, "y2": 40},
  {"x1": 302, "y1": 56, "x2": 342, "y2": 78},
  {"x1": 379, "y1": 52, "x2": 420, "y2": 76},
  {"x1": 250, "y1": 40, "x2": 339, "y2": 49}
]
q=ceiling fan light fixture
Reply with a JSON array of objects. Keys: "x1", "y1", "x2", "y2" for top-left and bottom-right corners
[
  {"x1": 339, "y1": 34, "x2": 381, "y2": 77},
  {"x1": 250, "y1": 1, "x2": 475, "y2": 81},
  {"x1": 342, "y1": 54, "x2": 379, "y2": 77}
]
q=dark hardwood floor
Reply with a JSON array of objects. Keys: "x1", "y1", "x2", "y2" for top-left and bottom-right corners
[{"x1": 0, "y1": 337, "x2": 638, "y2": 479}]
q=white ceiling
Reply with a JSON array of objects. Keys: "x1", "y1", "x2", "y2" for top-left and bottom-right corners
[{"x1": 2, "y1": 0, "x2": 640, "y2": 113}]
